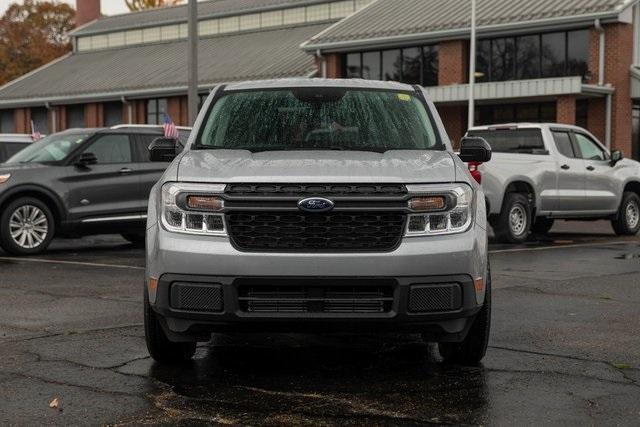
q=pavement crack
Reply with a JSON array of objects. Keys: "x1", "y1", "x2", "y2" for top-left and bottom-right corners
[{"x1": 9, "y1": 371, "x2": 140, "y2": 397}]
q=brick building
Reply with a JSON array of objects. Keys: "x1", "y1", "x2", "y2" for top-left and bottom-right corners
[{"x1": 1, "y1": 0, "x2": 640, "y2": 159}]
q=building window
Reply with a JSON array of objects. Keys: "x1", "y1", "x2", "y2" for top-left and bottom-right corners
[
  {"x1": 104, "y1": 102, "x2": 123, "y2": 127},
  {"x1": 261, "y1": 10, "x2": 283, "y2": 27},
  {"x1": 476, "y1": 102, "x2": 556, "y2": 125},
  {"x1": 31, "y1": 107, "x2": 49, "y2": 134},
  {"x1": 146, "y1": 98, "x2": 168, "y2": 125},
  {"x1": 239, "y1": 13, "x2": 261, "y2": 31},
  {"x1": 66, "y1": 105, "x2": 85, "y2": 129},
  {"x1": 343, "y1": 44, "x2": 439, "y2": 86},
  {"x1": 283, "y1": 7, "x2": 306, "y2": 24},
  {"x1": 477, "y1": 30, "x2": 589, "y2": 82},
  {"x1": 219, "y1": 16, "x2": 239, "y2": 33},
  {"x1": 0, "y1": 110, "x2": 15, "y2": 133},
  {"x1": 576, "y1": 99, "x2": 589, "y2": 129}
]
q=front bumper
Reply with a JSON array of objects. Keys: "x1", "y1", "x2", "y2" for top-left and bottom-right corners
[{"x1": 146, "y1": 223, "x2": 488, "y2": 342}]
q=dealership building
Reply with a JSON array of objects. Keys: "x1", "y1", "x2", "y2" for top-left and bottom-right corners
[{"x1": 1, "y1": 0, "x2": 640, "y2": 158}]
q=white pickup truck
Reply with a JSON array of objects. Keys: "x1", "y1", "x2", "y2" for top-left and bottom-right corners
[{"x1": 466, "y1": 123, "x2": 640, "y2": 243}]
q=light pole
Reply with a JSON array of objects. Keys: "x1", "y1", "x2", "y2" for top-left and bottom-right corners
[
  {"x1": 468, "y1": 0, "x2": 476, "y2": 129},
  {"x1": 187, "y1": 0, "x2": 198, "y2": 125}
]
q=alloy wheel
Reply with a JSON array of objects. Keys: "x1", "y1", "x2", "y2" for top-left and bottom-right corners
[
  {"x1": 509, "y1": 204, "x2": 527, "y2": 236},
  {"x1": 9, "y1": 205, "x2": 49, "y2": 249},
  {"x1": 626, "y1": 200, "x2": 640, "y2": 230}
]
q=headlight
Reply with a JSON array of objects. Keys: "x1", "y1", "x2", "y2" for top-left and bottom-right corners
[
  {"x1": 161, "y1": 182, "x2": 227, "y2": 235},
  {"x1": 0, "y1": 174, "x2": 10, "y2": 184},
  {"x1": 405, "y1": 184, "x2": 474, "y2": 236}
]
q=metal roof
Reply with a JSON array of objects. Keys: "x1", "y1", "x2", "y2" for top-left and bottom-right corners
[
  {"x1": 0, "y1": 23, "x2": 328, "y2": 107},
  {"x1": 302, "y1": 0, "x2": 638, "y2": 50},
  {"x1": 73, "y1": 0, "x2": 326, "y2": 36}
]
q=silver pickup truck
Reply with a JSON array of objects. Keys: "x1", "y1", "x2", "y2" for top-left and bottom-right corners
[{"x1": 466, "y1": 123, "x2": 640, "y2": 243}]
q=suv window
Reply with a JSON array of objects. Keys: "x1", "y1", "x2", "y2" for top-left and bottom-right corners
[
  {"x1": 198, "y1": 88, "x2": 441, "y2": 152},
  {"x1": 574, "y1": 133, "x2": 607, "y2": 161},
  {"x1": 552, "y1": 131, "x2": 575, "y2": 158},
  {"x1": 466, "y1": 129, "x2": 546, "y2": 154},
  {"x1": 133, "y1": 134, "x2": 161, "y2": 162},
  {"x1": 85, "y1": 135, "x2": 132, "y2": 164}
]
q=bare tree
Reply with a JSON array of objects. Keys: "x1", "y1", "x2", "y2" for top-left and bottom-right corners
[{"x1": 125, "y1": 0, "x2": 184, "y2": 11}]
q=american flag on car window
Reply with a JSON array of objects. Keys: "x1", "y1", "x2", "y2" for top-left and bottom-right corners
[
  {"x1": 163, "y1": 114, "x2": 179, "y2": 139},
  {"x1": 30, "y1": 120, "x2": 42, "y2": 141}
]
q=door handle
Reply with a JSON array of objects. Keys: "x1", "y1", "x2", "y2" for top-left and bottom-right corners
[
  {"x1": 561, "y1": 164, "x2": 570, "y2": 170},
  {"x1": 586, "y1": 165, "x2": 595, "y2": 171},
  {"x1": 119, "y1": 168, "x2": 133, "y2": 174}
]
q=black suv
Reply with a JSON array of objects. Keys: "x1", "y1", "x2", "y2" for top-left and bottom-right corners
[
  {"x1": 0, "y1": 126, "x2": 190, "y2": 255},
  {"x1": 0, "y1": 134, "x2": 32, "y2": 163}
]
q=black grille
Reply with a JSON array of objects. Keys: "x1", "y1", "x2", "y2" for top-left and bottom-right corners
[
  {"x1": 170, "y1": 283, "x2": 223, "y2": 312},
  {"x1": 227, "y1": 212, "x2": 406, "y2": 251},
  {"x1": 225, "y1": 183, "x2": 407, "y2": 197},
  {"x1": 238, "y1": 285, "x2": 394, "y2": 314},
  {"x1": 408, "y1": 284, "x2": 462, "y2": 312}
]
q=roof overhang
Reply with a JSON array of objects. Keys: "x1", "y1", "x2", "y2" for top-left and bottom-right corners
[
  {"x1": 426, "y1": 76, "x2": 614, "y2": 104},
  {"x1": 302, "y1": 8, "x2": 635, "y2": 53}
]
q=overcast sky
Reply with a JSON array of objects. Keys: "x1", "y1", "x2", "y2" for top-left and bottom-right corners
[{"x1": 0, "y1": 1, "x2": 133, "y2": 16}]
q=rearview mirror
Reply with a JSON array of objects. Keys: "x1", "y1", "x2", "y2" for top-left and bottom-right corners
[
  {"x1": 75, "y1": 152, "x2": 97, "y2": 167},
  {"x1": 149, "y1": 137, "x2": 179, "y2": 162},
  {"x1": 610, "y1": 150, "x2": 623, "y2": 166},
  {"x1": 459, "y1": 136, "x2": 492, "y2": 163}
]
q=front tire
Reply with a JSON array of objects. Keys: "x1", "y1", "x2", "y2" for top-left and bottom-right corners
[
  {"x1": 612, "y1": 192, "x2": 640, "y2": 236},
  {"x1": 438, "y1": 264, "x2": 491, "y2": 365},
  {"x1": 491, "y1": 193, "x2": 531, "y2": 243},
  {"x1": 144, "y1": 288, "x2": 196, "y2": 363},
  {"x1": 0, "y1": 197, "x2": 55, "y2": 255}
]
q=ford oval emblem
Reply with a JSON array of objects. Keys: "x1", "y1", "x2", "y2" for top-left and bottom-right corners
[{"x1": 298, "y1": 197, "x2": 335, "y2": 213}]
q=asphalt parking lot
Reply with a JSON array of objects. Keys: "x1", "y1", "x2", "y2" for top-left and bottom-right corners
[{"x1": 0, "y1": 220, "x2": 639, "y2": 425}]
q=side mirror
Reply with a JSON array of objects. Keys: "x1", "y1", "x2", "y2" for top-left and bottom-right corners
[
  {"x1": 610, "y1": 150, "x2": 623, "y2": 166},
  {"x1": 459, "y1": 136, "x2": 492, "y2": 163},
  {"x1": 75, "y1": 152, "x2": 97, "y2": 167},
  {"x1": 149, "y1": 137, "x2": 179, "y2": 162}
]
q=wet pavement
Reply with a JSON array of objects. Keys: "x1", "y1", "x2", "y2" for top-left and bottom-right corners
[{"x1": 0, "y1": 220, "x2": 639, "y2": 425}]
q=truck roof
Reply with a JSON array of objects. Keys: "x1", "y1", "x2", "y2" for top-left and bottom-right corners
[
  {"x1": 468, "y1": 123, "x2": 586, "y2": 132},
  {"x1": 224, "y1": 78, "x2": 416, "y2": 92}
]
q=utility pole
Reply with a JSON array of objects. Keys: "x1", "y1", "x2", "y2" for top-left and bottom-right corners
[
  {"x1": 188, "y1": 0, "x2": 198, "y2": 125},
  {"x1": 468, "y1": 0, "x2": 476, "y2": 129}
]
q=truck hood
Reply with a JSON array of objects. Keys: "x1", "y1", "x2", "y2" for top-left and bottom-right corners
[{"x1": 177, "y1": 150, "x2": 456, "y2": 183}]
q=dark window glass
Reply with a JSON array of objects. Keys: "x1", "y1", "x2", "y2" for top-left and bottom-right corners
[
  {"x1": 66, "y1": 105, "x2": 85, "y2": 129},
  {"x1": 6, "y1": 132, "x2": 90, "y2": 164},
  {"x1": 146, "y1": 98, "x2": 168, "y2": 125},
  {"x1": 476, "y1": 102, "x2": 556, "y2": 125},
  {"x1": 86, "y1": 134, "x2": 132, "y2": 164},
  {"x1": 422, "y1": 45, "x2": 439, "y2": 86},
  {"x1": 0, "y1": 110, "x2": 15, "y2": 133},
  {"x1": 492, "y1": 105, "x2": 515, "y2": 123},
  {"x1": 134, "y1": 134, "x2": 158, "y2": 162},
  {"x1": 576, "y1": 99, "x2": 588, "y2": 129},
  {"x1": 402, "y1": 47, "x2": 421, "y2": 85},
  {"x1": 567, "y1": 30, "x2": 589, "y2": 78},
  {"x1": 199, "y1": 89, "x2": 442, "y2": 151},
  {"x1": 382, "y1": 49, "x2": 401, "y2": 81},
  {"x1": 516, "y1": 35, "x2": 540, "y2": 79},
  {"x1": 552, "y1": 131, "x2": 575, "y2": 158},
  {"x1": 491, "y1": 37, "x2": 515, "y2": 81},
  {"x1": 542, "y1": 32, "x2": 566, "y2": 77},
  {"x1": 345, "y1": 53, "x2": 362, "y2": 78},
  {"x1": 31, "y1": 107, "x2": 49, "y2": 134},
  {"x1": 476, "y1": 39, "x2": 491, "y2": 82},
  {"x1": 574, "y1": 133, "x2": 606, "y2": 160},
  {"x1": 467, "y1": 129, "x2": 545, "y2": 153},
  {"x1": 103, "y1": 102, "x2": 123, "y2": 127},
  {"x1": 540, "y1": 103, "x2": 557, "y2": 122},
  {"x1": 515, "y1": 104, "x2": 540, "y2": 122},
  {"x1": 362, "y1": 51, "x2": 381, "y2": 80}
]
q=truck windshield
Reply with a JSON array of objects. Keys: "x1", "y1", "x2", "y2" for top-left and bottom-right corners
[
  {"x1": 5, "y1": 132, "x2": 90, "y2": 164},
  {"x1": 197, "y1": 88, "x2": 442, "y2": 152}
]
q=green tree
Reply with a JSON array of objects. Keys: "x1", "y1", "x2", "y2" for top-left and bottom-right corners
[
  {"x1": 125, "y1": 0, "x2": 184, "y2": 11},
  {"x1": 0, "y1": 0, "x2": 75, "y2": 85}
]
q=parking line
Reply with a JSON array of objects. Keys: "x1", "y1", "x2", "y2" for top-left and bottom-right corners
[
  {"x1": 0, "y1": 256, "x2": 145, "y2": 270},
  {"x1": 489, "y1": 240, "x2": 638, "y2": 254}
]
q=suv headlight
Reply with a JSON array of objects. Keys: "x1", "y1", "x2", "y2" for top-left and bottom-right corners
[
  {"x1": 161, "y1": 182, "x2": 227, "y2": 235},
  {"x1": 404, "y1": 184, "x2": 474, "y2": 236}
]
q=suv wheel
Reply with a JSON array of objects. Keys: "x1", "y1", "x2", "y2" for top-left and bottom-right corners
[
  {"x1": 438, "y1": 263, "x2": 491, "y2": 365},
  {"x1": 144, "y1": 288, "x2": 196, "y2": 363},
  {"x1": 491, "y1": 193, "x2": 531, "y2": 243},
  {"x1": 0, "y1": 197, "x2": 55, "y2": 255},
  {"x1": 612, "y1": 192, "x2": 640, "y2": 236},
  {"x1": 531, "y1": 217, "x2": 554, "y2": 235}
]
